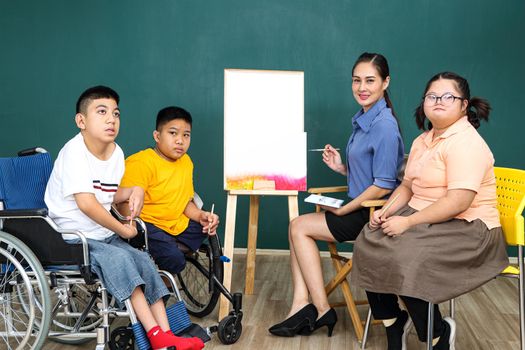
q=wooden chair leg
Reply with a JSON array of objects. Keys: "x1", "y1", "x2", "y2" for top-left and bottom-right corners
[
  {"x1": 325, "y1": 242, "x2": 364, "y2": 341},
  {"x1": 340, "y1": 278, "x2": 364, "y2": 341}
]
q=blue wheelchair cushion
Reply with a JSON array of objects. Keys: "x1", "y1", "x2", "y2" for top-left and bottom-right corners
[{"x1": 0, "y1": 152, "x2": 52, "y2": 210}]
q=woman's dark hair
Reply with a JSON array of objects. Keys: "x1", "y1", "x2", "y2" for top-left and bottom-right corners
[
  {"x1": 352, "y1": 52, "x2": 396, "y2": 118},
  {"x1": 414, "y1": 71, "x2": 491, "y2": 130}
]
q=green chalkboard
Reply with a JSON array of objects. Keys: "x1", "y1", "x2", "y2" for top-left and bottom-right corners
[{"x1": 1, "y1": 0, "x2": 524, "y2": 251}]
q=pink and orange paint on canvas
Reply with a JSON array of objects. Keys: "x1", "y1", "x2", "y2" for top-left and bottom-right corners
[{"x1": 226, "y1": 174, "x2": 307, "y2": 191}]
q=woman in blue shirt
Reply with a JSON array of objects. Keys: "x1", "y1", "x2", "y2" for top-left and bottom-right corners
[{"x1": 269, "y1": 52, "x2": 405, "y2": 337}]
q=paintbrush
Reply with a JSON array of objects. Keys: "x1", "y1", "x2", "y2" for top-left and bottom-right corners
[
  {"x1": 378, "y1": 193, "x2": 400, "y2": 217},
  {"x1": 208, "y1": 203, "x2": 215, "y2": 234},
  {"x1": 308, "y1": 148, "x2": 340, "y2": 152}
]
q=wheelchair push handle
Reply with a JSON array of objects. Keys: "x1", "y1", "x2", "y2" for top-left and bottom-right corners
[{"x1": 17, "y1": 147, "x2": 47, "y2": 156}]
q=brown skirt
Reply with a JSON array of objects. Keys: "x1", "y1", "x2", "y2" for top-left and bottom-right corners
[{"x1": 351, "y1": 206, "x2": 509, "y2": 304}]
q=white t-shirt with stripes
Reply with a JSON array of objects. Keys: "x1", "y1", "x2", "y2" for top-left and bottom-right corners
[{"x1": 45, "y1": 133, "x2": 124, "y2": 241}]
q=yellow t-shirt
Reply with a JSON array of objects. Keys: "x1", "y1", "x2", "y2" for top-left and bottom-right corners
[{"x1": 120, "y1": 148, "x2": 194, "y2": 235}]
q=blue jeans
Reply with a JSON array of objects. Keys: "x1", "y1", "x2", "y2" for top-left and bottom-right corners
[
  {"x1": 68, "y1": 235, "x2": 169, "y2": 304},
  {"x1": 146, "y1": 220, "x2": 207, "y2": 275}
]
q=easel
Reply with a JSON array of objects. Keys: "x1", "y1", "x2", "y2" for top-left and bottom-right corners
[{"x1": 218, "y1": 189, "x2": 299, "y2": 320}]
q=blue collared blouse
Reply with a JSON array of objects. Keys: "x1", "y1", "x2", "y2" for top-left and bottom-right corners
[{"x1": 346, "y1": 98, "x2": 404, "y2": 199}]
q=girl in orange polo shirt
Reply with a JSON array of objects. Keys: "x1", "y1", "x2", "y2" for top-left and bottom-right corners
[{"x1": 352, "y1": 72, "x2": 508, "y2": 350}]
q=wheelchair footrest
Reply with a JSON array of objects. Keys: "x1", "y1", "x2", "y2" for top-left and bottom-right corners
[
  {"x1": 131, "y1": 322, "x2": 150, "y2": 350},
  {"x1": 166, "y1": 301, "x2": 192, "y2": 334},
  {"x1": 175, "y1": 323, "x2": 211, "y2": 343}
]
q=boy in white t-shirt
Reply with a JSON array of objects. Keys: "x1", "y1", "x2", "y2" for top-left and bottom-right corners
[{"x1": 44, "y1": 86, "x2": 203, "y2": 350}]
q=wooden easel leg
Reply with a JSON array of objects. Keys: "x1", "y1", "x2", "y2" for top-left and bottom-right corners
[
  {"x1": 287, "y1": 195, "x2": 299, "y2": 221},
  {"x1": 245, "y1": 195, "x2": 260, "y2": 295},
  {"x1": 219, "y1": 193, "x2": 237, "y2": 321}
]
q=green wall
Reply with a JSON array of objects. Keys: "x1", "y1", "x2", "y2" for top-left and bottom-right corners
[{"x1": 1, "y1": 1, "x2": 524, "y2": 250}]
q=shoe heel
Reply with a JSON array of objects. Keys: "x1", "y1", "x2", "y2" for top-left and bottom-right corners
[
  {"x1": 326, "y1": 323, "x2": 335, "y2": 337},
  {"x1": 320, "y1": 308, "x2": 337, "y2": 337}
]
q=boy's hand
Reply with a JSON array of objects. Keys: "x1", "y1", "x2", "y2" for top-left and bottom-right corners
[
  {"x1": 200, "y1": 211, "x2": 219, "y2": 235},
  {"x1": 127, "y1": 186, "x2": 144, "y2": 221},
  {"x1": 119, "y1": 222, "x2": 138, "y2": 239}
]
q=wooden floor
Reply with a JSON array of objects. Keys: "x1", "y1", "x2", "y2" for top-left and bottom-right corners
[{"x1": 43, "y1": 253, "x2": 521, "y2": 349}]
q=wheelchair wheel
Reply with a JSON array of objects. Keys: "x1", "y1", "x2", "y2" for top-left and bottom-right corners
[
  {"x1": 47, "y1": 281, "x2": 105, "y2": 344},
  {"x1": 109, "y1": 326, "x2": 135, "y2": 350},
  {"x1": 217, "y1": 314, "x2": 242, "y2": 344},
  {"x1": 0, "y1": 230, "x2": 52, "y2": 350},
  {"x1": 177, "y1": 235, "x2": 223, "y2": 317}
]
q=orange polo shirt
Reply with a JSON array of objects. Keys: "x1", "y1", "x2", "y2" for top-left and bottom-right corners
[{"x1": 404, "y1": 116, "x2": 500, "y2": 229}]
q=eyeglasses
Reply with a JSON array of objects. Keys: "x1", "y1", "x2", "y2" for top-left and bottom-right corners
[{"x1": 423, "y1": 93, "x2": 464, "y2": 106}]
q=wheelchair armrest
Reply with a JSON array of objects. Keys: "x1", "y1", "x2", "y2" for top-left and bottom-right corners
[
  {"x1": 308, "y1": 186, "x2": 348, "y2": 194},
  {"x1": 0, "y1": 208, "x2": 48, "y2": 217},
  {"x1": 42, "y1": 222, "x2": 97, "y2": 284},
  {"x1": 111, "y1": 205, "x2": 127, "y2": 221},
  {"x1": 1, "y1": 213, "x2": 96, "y2": 284},
  {"x1": 128, "y1": 218, "x2": 149, "y2": 251}
]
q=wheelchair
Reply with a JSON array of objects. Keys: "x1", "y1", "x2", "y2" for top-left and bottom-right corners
[
  {"x1": 0, "y1": 148, "x2": 243, "y2": 349},
  {"x1": 124, "y1": 210, "x2": 244, "y2": 345}
]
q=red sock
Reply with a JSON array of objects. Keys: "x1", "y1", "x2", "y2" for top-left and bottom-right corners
[
  {"x1": 147, "y1": 326, "x2": 195, "y2": 350},
  {"x1": 166, "y1": 330, "x2": 204, "y2": 349}
]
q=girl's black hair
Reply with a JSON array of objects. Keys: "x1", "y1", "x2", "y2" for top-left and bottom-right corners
[{"x1": 414, "y1": 71, "x2": 491, "y2": 130}]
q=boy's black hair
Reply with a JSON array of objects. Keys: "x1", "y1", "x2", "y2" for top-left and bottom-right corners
[
  {"x1": 76, "y1": 86, "x2": 120, "y2": 114},
  {"x1": 156, "y1": 106, "x2": 193, "y2": 130}
]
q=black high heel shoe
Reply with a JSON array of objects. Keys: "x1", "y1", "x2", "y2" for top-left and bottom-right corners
[
  {"x1": 268, "y1": 304, "x2": 318, "y2": 337},
  {"x1": 299, "y1": 308, "x2": 338, "y2": 337}
]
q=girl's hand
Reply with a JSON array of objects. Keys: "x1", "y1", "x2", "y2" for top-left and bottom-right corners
[
  {"x1": 381, "y1": 216, "x2": 411, "y2": 237},
  {"x1": 368, "y1": 209, "x2": 385, "y2": 229}
]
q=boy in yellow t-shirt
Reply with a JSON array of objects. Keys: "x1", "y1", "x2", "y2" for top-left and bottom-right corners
[{"x1": 120, "y1": 106, "x2": 219, "y2": 274}]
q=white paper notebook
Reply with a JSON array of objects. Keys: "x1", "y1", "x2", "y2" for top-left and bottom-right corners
[{"x1": 304, "y1": 194, "x2": 344, "y2": 208}]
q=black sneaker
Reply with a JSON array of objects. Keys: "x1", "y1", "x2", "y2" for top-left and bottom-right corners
[
  {"x1": 385, "y1": 310, "x2": 413, "y2": 350},
  {"x1": 433, "y1": 317, "x2": 456, "y2": 350}
]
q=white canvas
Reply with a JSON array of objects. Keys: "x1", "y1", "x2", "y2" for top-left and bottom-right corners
[{"x1": 224, "y1": 69, "x2": 306, "y2": 191}]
